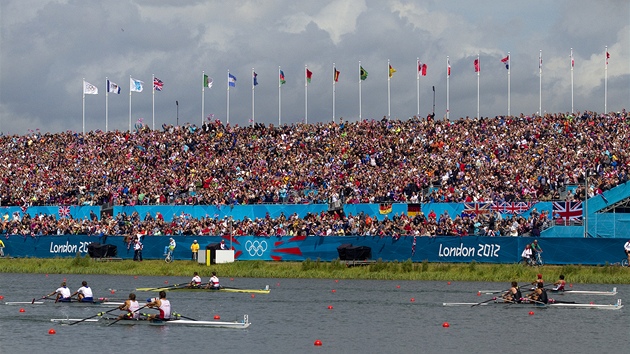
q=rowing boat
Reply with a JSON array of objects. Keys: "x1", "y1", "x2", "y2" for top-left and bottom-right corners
[
  {"x1": 478, "y1": 287, "x2": 617, "y2": 296},
  {"x1": 5, "y1": 300, "x2": 124, "y2": 307},
  {"x1": 443, "y1": 299, "x2": 623, "y2": 310},
  {"x1": 51, "y1": 315, "x2": 251, "y2": 329},
  {"x1": 136, "y1": 286, "x2": 270, "y2": 294}
]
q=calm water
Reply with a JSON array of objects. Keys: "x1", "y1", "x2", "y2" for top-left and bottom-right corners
[{"x1": 0, "y1": 273, "x2": 628, "y2": 354}]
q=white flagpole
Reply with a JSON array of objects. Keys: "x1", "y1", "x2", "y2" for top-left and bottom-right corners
[
  {"x1": 278, "y1": 66, "x2": 282, "y2": 126},
  {"x1": 604, "y1": 46, "x2": 608, "y2": 114},
  {"x1": 105, "y1": 77, "x2": 109, "y2": 132},
  {"x1": 227, "y1": 70, "x2": 230, "y2": 125},
  {"x1": 202, "y1": 71, "x2": 205, "y2": 126},
  {"x1": 129, "y1": 75, "x2": 132, "y2": 132},
  {"x1": 332, "y1": 63, "x2": 336, "y2": 122},
  {"x1": 82, "y1": 78, "x2": 86, "y2": 134},
  {"x1": 476, "y1": 53, "x2": 480, "y2": 119},
  {"x1": 387, "y1": 59, "x2": 391, "y2": 119},
  {"x1": 359, "y1": 61, "x2": 362, "y2": 120},
  {"x1": 446, "y1": 56, "x2": 450, "y2": 120},
  {"x1": 507, "y1": 52, "x2": 511, "y2": 117},
  {"x1": 539, "y1": 50, "x2": 542, "y2": 116},
  {"x1": 252, "y1": 68, "x2": 255, "y2": 127},
  {"x1": 570, "y1": 49, "x2": 574, "y2": 114},
  {"x1": 305, "y1": 65, "x2": 308, "y2": 124},
  {"x1": 152, "y1": 74, "x2": 155, "y2": 131},
  {"x1": 416, "y1": 58, "x2": 420, "y2": 116}
]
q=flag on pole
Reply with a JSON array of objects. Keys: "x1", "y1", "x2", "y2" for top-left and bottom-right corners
[
  {"x1": 474, "y1": 58, "x2": 480, "y2": 72},
  {"x1": 153, "y1": 77, "x2": 163, "y2": 91},
  {"x1": 420, "y1": 63, "x2": 427, "y2": 76},
  {"x1": 501, "y1": 55, "x2": 509, "y2": 70},
  {"x1": 571, "y1": 52, "x2": 574, "y2": 68},
  {"x1": 204, "y1": 75, "x2": 213, "y2": 88},
  {"x1": 360, "y1": 66, "x2": 368, "y2": 80},
  {"x1": 539, "y1": 53, "x2": 543, "y2": 73},
  {"x1": 447, "y1": 59, "x2": 451, "y2": 77},
  {"x1": 334, "y1": 68, "x2": 340, "y2": 82},
  {"x1": 253, "y1": 72, "x2": 258, "y2": 86},
  {"x1": 606, "y1": 51, "x2": 610, "y2": 65},
  {"x1": 106, "y1": 80, "x2": 120, "y2": 94},
  {"x1": 228, "y1": 73, "x2": 236, "y2": 87},
  {"x1": 389, "y1": 64, "x2": 396, "y2": 78},
  {"x1": 306, "y1": 69, "x2": 313, "y2": 83},
  {"x1": 130, "y1": 78, "x2": 144, "y2": 92},
  {"x1": 83, "y1": 80, "x2": 98, "y2": 94},
  {"x1": 279, "y1": 70, "x2": 286, "y2": 84}
]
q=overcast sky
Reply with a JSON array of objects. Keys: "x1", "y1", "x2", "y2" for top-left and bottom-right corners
[{"x1": 1, "y1": 0, "x2": 628, "y2": 135}]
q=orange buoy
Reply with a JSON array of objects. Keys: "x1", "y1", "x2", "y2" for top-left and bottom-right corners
[
  {"x1": 335, "y1": 279, "x2": 339, "y2": 283},
  {"x1": 314, "y1": 339, "x2": 322, "y2": 346},
  {"x1": 251, "y1": 294, "x2": 255, "y2": 299},
  {"x1": 331, "y1": 289, "x2": 336, "y2": 293},
  {"x1": 214, "y1": 315, "x2": 221, "y2": 320},
  {"x1": 410, "y1": 298, "x2": 415, "y2": 302},
  {"x1": 396, "y1": 285, "x2": 401, "y2": 289},
  {"x1": 528, "y1": 311, "x2": 534, "y2": 316},
  {"x1": 447, "y1": 281, "x2": 451, "y2": 285},
  {"x1": 19, "y1": 308, "x2": 25, "y2": 313},
  {"x1": 110, "y1": 290, "x2": 116, "y2": 294},
  {"x1": 442, "y1": 322, "x2": 450, "y2": 328},
  {"x1": 327, "y1": 305, "x2": 333, "y2": 310},
  {"x1": 48, "y1": 329, "x2": 56, "y2": 335},
  {"x1": 0, "y1": 295, "x2": 4, "y2": 300},
  {"x1": 477, "y1": 291, "x2": 481, "y2": 296}
]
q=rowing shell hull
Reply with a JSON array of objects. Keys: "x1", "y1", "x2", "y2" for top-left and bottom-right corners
[
  {"x1": 136, "y1": 287, "x2": 270, "y2": 294},
  {"x1": 51, "y1": 317, "x2": 250, "y2": 329},
  {"x1": 443, "y1": 299, "x2": 623, "y2": 310},
  {"x1": 5, "y1": 301, "x2": 124, "y2": 307}
]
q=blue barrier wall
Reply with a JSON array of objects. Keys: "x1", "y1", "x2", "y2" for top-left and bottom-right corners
[{"x1": 2, "y1": 235, "x2": 626, "y2": 265}]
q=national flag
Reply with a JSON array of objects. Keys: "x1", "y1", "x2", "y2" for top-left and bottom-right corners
[
  {"x1": 606, "y1": 51, "x2": 610, "y2": 65},
  {"x1": 501, "y1": 55, "x2": 509, "y2": 70},
  {"x1": 360, "y1": 66, "x2": 368, "y2": 80},
  {"x1": 407, "y1": 203, "x2": 421, "y2": 217},
  {"x1": 463, "y1": 202, "x2": 492, "y2": 216},
  {"x1": 253, "y1": 72, "x2": 258, "y2": 86},
  {"x1": 421, "y1": 63, "x2": 427, "y2": 76},
  {"x1": 552, "y1": 201, "x2": 583, "y2": 221},
  {"x1": 411, "y1": 236, "x2": 417, "y2": 256},
  {"x1": 83, "y1": 80, "x2": 98, "y2": 95},
  {"x1": 130, "y1": 78, "x2": 144, "y2": 92},
  {"x1": 474, "y1": 58, "x2": 480, "y2": 72},
  {"x1": 107, "y1": 80, "x2": 121, "y2": 94},
  {"x1": 279, "y1": 70, "x2": 286, "y2": 84},
  {"x1": 58, "y1": 206, "x2": 71, "y2": 219},
  {"x1": 334, "y1": 68, "x2": 340, "y2": 82},
  {"x1": 570, "y1": 51, "x2": 574, "y2": 68},
  {"x1": 447, "y1": 59, "x2": 451, "y2": 77},
  {"x1": 389, "y1": 64, "x2": 396, "y2": 78},
  {"x1": 501, "y1": 202, "x2": 533, "y2": 215},
  {"x1": 539, "y1": 53, "x2": 543, "y2": 73},
  {"x1": 600, "y1": 193, "x2": 609, "y2": 204},
  {"x1": 379, "y1": 203, "x2": 392, "y2": 215},
  {"x1": 153, "y1": 77, "x2": 163, "y2": 91},
  {"x1": 20, "y1": 204, "x2": 28, "y2": 214},
  {"x1": 228, "y1": 73, "x2": 236, "y2": 87},
  {"x1": 204, "y1": 75, "x2": 213, "y2": 88},
  {"x1": 306, "y1": 69, "x2": 312, "y2": 83}
]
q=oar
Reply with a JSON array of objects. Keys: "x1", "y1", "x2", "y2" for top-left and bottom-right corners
[
  {"x1": 471, "y1": 297, "x2": 497, "y2": 307},
  {"x1": 32, "y1": 295, "x2": 53, "y2": 304},
  {"x1": 68, "y1": 307, "x2": 119, "y2": 325},
  {"x1": 136, "y1": 283, "x2": 183, "y2": 291},
  {"x1": 172, "y1": 312, "x2": 198, "y2": 321},
  {"x1": 107, "y1": 305, "x2": 147, "y2": 327}
]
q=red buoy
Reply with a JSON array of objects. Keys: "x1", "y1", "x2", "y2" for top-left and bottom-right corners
[
  {"x1": 327, "y1": 305, "x2": 333, "y2": 310},
  {"x1": 570, "y1": 284, "x2": 573, "y2": 288},
  {"x1": 314, "y1": 339, "x2": 322, "y2": 346},
  {"x1": 134, "y1": 276, "x2": 138, "y2": 279},
  {"x1": 410, "y1": 298, "x2": 415, "y2": 302},
  {"x1": 396, "y1": 285, "x2": 401, "y2": 289},
  {"x1": 528, "y1": 311, "x2": 534, "y2": 316},
  {"x1": 19, "y1": 308, "x2": 25, "y2": 313},
  {"x1": 214, "y1": 315, "x2": 221, "y2": 320},
  {"x1": 331, "y1": 289, "x2": 336, "y2": 293},
  {"x1": 447, "y1": 281, "x2": 451, "y2": 285},
  {"x1": 164, "y1": 280, "x2": 168, "y2": 284},
  {"x1": 335, "y1": 279, "x2": 339, "y2": 283},
  {"x1": 251, "y1": 294, "x2": 255, "y2": 299},
  {"x1": 110, "y1": 290, "x2": 116, "y2": 294},
  {"x1": 48, "y1": 329, "x2": 56, "y2": 335},
  {"x1": 230, "y1": 278, "x2": 234, "y2": 281},
  {"x1": 0, "y1": 295, "x2": 4, "y2": 300},
  {"x1": 477, "y1": 291, "x2": 481, "y2": 296},
  {"x1": 442, "y1": 322, "x2": 450, "y2": 328}
]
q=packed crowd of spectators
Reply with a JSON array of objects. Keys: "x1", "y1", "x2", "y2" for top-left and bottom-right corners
[{"x1": 1, "y1": 110, "x2": 627, "y2": 209}]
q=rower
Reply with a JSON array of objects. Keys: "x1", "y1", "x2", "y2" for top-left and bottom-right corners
[
  {"x1": 189, "y1": 271, "x2": 202, "y2": 288},
  {"x1": 531, "y1": 273, "x2": 544, "y2": 289},
  {"x1": 46, "y1": 281, "x2": 72, "y2": 302},
  {"x1": 205, "y1": 271, "x2": 221, "y2": 290},
  {"x1": 528, "y1": 282, "x2": 548, "y2": 304},
  {"x1": 72, "y1": 281, "x2": 94, "y2": 302},
  {"x1": 502, "y1": 281, "x2": 522, "y2": 303},
  {"x1": 118, "y1": 293, "x2": 141, "y2": 320},
  {"x1": 146, "y1": 291, "x2": 171, "y2": 321},
  {"x1": 553, "y1": 275, "x2": 566, "y2": 292}
]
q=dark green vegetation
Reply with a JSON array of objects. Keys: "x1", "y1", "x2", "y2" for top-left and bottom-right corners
[{"x1": 1, "y1": 255, "x2": 629, "y2": 284}]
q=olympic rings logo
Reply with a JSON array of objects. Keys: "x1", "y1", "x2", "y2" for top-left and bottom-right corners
[{"x1": 244, "y1": 240, "x2": 268, "y2": 257}]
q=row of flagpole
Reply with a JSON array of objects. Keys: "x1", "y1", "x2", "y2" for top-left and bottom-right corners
[{"x1": 82, "y1": 49, "x2": 613, "y2": 133}]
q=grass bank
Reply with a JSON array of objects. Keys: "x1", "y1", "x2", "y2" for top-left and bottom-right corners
[{"x1": 1, "y1": 256, "x2": 630, "y2": 284}]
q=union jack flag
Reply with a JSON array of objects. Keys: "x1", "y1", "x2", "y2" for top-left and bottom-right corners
[
  {"x1": 153, "y1": 77, "x2": 164, "y2": 91},
  {"x1": 552, "y1": 201, "x2": 583, "y2": 221},
  {"x1": 502, "y1": 202, "x2": 533, "y2": 215},
  {"x1": 462, "y1": 202, "x2": 492, "y2": 217},
  {"x1": 20, "y1": 204, "x2": 28, "y2": 214},
  {"x1": 411, "y1": 236, "x2": 417, "y2": 256},
  {"x1": 58, "y1": 206, "x2": 71, "y2": 219}
]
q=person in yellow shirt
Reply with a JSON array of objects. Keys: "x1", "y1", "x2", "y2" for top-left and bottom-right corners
[
  {"x1": 0, "y1": 239, "x2": 5, "y2": 257},
  {"x1": 190, "y1": 240, "x2": 199, "y2": 261}
]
